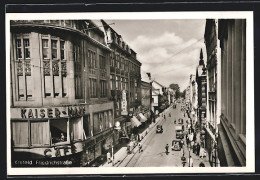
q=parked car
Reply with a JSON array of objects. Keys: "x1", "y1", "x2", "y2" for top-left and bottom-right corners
[
  {"x1": 178, "y1": 118, "x2": 184, "y2": 124},
  {"x1": 171, "y1": 139, "x2": 181, "y2": 151},
  {"x1": 156, "y1": 125, "x2": 163, "y2": 133}
]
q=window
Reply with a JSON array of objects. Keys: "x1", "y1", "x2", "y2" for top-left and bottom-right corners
[
  {"x1": 74, "y1": 45, "x2": 82, "y2": 99},
  {"x1": 134, "y1": 79, "x2": 137, "y2": 88},
  {"x1": 116, "y1": 76, "x2": 120, "y2": 90},
  {"x1": 12, "y1": 121, "x2": 29, "y2": 147},
  {"x1": 88, "y1": 49, "x2": 96, "y2": 69},
  {"x1": 115, "y1": 99, "x2": 120, "y2": 116},
  {"x1": 125, "y1": 78, "x2": 128, "y2": 91},
  {"x1": 24, "y1": 39, "x2": 30, "y2": 59},
  {"x1": 121, "y1": 77, "x2": 124, "y2": 90},
  {"x1": 41, "y1": 36, "x2": 67, "y2": 98},
  {"x1": 83, "y1": 115, "x2": 90, "y2": 138},
  {"x1": 30, "y1": 121, "x2": 49, "y2": 146},
  {"x1": 60, "y1": 40, "x2": 65, "y2": 60},
  {"x1": 70, "y1": 117, "x2": 83, "y2": 141},
  {"x1": 42, "y1": 39, "x2": 49, "y2": 59},
  {"x1": 93, "y1": 113, "x2": 101, "y2": 135},
  {"x1": 99, "y1": 55, "x2": 106, "y2": 69},
  {"x1": 135, "y1": 92, "x2": 138, "y2": 100},
  {"x1": 104, "y1": 111, "x2": 108, "y2": 130},
  {"x1": 15, "y1": 35, "x2": 32, "y2": 101},
  {"x1": 108, "y1": 110, "x2": 113, "y2": 128},
  {"x1": 50, "y1": 119, "x2": 68, "y2": 144},
  {"x1": 125, "y1": 60, "x2": 128, "y2": 72},
  {"x1": 121, "y1": 58, "x2": 124, "y2": 70},
  {"x1": 89, "y1": 78, "x2": 97, "y2": 98},
  {"x1": 116, "y1": 55, "x2": 120, "y2": 69},
  {"x1": 51, "y1": 40, "x2": 58, "y2": 59},
  {"x1": 100, "y1": 80, "x2": 107, "y2": 98}
]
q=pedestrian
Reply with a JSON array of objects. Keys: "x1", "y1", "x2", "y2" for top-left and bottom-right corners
[
  {"x1": 165, "y1": 144, "x2": 169, "y2": 155},
  {"x1": 196, "y1": 143, "x2": 201, "y2": 156},
  {"x1": 181, "y1": 154, "x2": 186, "y2": 167},
  {"x1": 199, "y1": 160, "x2": 205, "y2": 167},
  {"x1": 180, "y1": 139, "x2": 184, "y2": 149},
  {"x1": 188, "y1": 156, "x2": 193, "y2": 167},
  {"x1": 164, "y1": 114, "x2": 166, "y2": 120},
  {"x1": 193, "y1": 132, "x2": 197, "y2": 142},
  {"x1": 138, "y1": 143, "x2": 142, "y2": 153}
]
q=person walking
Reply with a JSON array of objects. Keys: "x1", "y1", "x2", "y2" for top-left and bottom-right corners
[
  {"x1": 165, "y1": 144, "x2": 169, "y2": 155},
  {"x1": 188, "y1": 156, "x2": 193, "y2": 167},
  {"x1": 138, "y1": 143, "x2": 142, "y2": 153},
  {"x1": 199, "y1": 160, "x2": 205, "y2": 167},
  {"x1": 196, "y1": 143, "x2": 201, "y2": 156}
]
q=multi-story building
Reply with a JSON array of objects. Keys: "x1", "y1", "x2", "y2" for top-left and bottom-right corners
[
  {"x1": 196, "y1": 49, "x2": 207, "y2": 142},
  {"x1": 189, "y1": 74, "x2": 198, "y2": 124},
  {"x1": 9, "y1": 20, "x2": 114, "y2": 167},
  {"x1": 151, "y1": 80, "x2": 166, "y2": 115},
  {"x1": 101, "y1": 20, "x2": 142, "y2": 141},
  {"x1": 204, "y1": 19, "x2": 221, "y2": 166},
  {"x1": 217, "y1": 19, "x2": 246, "y2": 166},
  {"x1": 141, "y1": 81, "x2": 151, "y2": 123}
]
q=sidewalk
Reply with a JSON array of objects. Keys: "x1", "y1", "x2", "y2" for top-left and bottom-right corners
[{"x1": 101, "y1": 107, "x2": 168, "y2": 167}]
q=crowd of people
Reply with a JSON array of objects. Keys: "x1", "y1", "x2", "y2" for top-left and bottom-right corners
[{"x1": 180, "y1": 104, "x2": 207, "y2": 167}]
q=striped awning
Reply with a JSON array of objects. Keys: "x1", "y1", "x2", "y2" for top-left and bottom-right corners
[
  {"x1": 139, "y1": 113, "x2": 147, "y2": 122},
  {"x1": 131, "y1": 116, "x2": 141, "y2": 128}
]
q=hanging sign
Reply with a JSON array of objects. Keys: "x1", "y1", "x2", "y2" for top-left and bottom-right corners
[{"x1": 121, "y1": 90, "x2": 128, "y2": 115}]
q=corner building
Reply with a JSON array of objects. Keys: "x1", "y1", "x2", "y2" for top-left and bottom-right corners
[{"x1": 10, "y1": 20, "x2": 114, "y2": 167}]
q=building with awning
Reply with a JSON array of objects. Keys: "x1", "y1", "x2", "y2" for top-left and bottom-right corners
[
  {"x1": 131, "y1": 116, "x2": 142, "y2": 128},
  {"x1": 139, "y1": 113, "x2": 147, "y2": 122}
]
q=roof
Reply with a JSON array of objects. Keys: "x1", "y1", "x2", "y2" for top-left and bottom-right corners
[{"x1": 152, "y1": 80, "x2": 165, "y2": 88}]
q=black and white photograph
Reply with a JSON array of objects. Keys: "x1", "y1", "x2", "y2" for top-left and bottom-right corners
[{"x1": 6, "y1": 12, "x2": 254, "y2": 175}]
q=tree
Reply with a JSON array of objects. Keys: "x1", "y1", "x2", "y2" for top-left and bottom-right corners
[
  {"x1": 169, "y1": 83, "x2": 181, "y2": 99},
  {"x1": 182, "y1": 89, "x2": 186, "y2": 98}
]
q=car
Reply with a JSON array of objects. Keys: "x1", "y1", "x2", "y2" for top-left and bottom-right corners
[
  {"x1": 178, "y1": 118, "x2": 184, "y2": 124},
  {"x1": 171, "y1": 139, "x2": 181, "y2": 151},
  {"x1": 156, "y1": 125, "x2": 163, "y2": 133},
  {"x1": 175, "y1": 125, "x2": 184, "y2": 139}
]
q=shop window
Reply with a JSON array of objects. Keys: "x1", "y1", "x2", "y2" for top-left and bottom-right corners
[
  {"x1": 89, "y1": 78, "x2": 97, "y2": 98},
  {"x1": 15, "y1": 35, "x2": 33, "y2": 101},
  {"x1": 93, "y1": 113, "x2": 100, "y2": 135},
  {"x1": 11, "y1": 121, "x2": 29, "y2": 147},
  {"x1": 95, "y1": 142, "x2": 102, "y2": 158},
  {"x1": 88, "y1": 146, "x2": 95, "y2": 162},
  {"x1": 108, "y1": 110, "x2": 113, "y2": 128},
  {"x1": 50, "y1": 119, "x2": 68, "y2": 144},
  {"x1": 104, "y1": 111, "x2": 109, "y2": 130},
  {"x1": 99, "y1": 113, "x2": 104, "y2": 131},
  {"x1": 70, "y1": 117, "x2": 83, "y2": 141},
  {"x1": 30, "y1": 121, "x2": 49, "y2": 146},
  {"x1": 83, "y1": 115, "x2": 90, "y2": 138}
]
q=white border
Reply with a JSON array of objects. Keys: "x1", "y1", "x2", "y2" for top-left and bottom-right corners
[{"x1": 6, "y1": 11, "x2": 254, "y2": 175}]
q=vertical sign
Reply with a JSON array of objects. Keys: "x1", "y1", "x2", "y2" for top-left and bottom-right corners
[{"x1": 121, "y1": 90, "x2": 128, "y2": 115}]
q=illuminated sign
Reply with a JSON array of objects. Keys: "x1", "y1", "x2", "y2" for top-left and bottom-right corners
[{"x1": 121, "y1": 90, "x2": 128, "y2": 115}]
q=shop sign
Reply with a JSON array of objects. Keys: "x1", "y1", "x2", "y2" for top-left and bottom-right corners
[
  {"x1": 121, "y1": 90, "x2": 128, "y2": 115},
  {"x1": 13, "y1": 105, "x2": 86, "y2": 119}
]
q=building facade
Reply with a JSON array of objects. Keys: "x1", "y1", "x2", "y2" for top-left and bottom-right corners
[
  {"x1": 196, "y1": 49, "x2": 207, "y2": 144},
  {"x1": 141, "y1": 81, "x2": 151, "y2": 123},
  {"x1": 217, "y1": 19, "x2": 246, "y2": 166},
  {"x1": 10, "y1": 20, "x2": 114, "y2": 167},
  {"x1": 204, "y1": 19, "x2": 221, "y2": 166},
  {"x1": 101, "y1": 20, "x2": 142, "y2": 141}
]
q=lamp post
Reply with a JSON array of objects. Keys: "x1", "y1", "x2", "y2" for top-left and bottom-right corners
[{"x1": 188, "y1": 145, "x2": 191, "y2": 167}]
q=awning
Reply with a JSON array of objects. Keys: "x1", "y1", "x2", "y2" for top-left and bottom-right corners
[
  {"x1": 131, "y1": 116, "x2": 141, "y2": 128},
  {"x1": 139, "y1": 113, "x2": 147, "y2": 122}
]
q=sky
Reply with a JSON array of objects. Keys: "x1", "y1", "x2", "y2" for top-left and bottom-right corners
[{"x1": 104, "y1": 19, "x2": 206, "y2": 91}]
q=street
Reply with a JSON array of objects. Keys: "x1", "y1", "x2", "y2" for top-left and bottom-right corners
[{"x1": 124, "y1": 104, "x2": 210, "y2": 167}]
